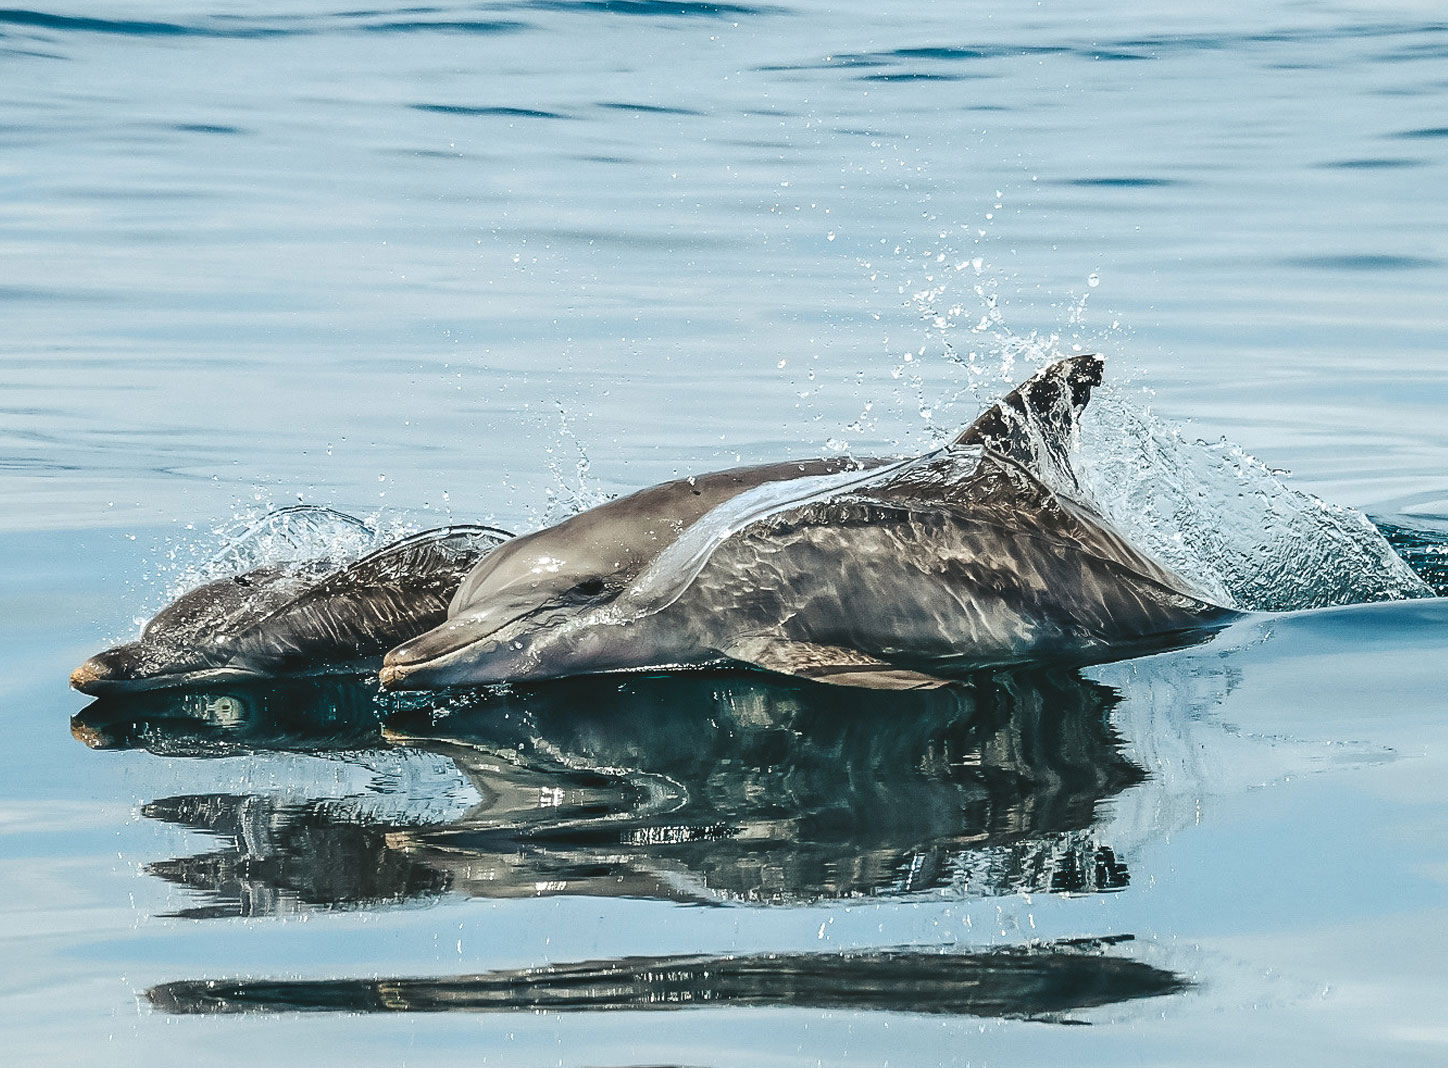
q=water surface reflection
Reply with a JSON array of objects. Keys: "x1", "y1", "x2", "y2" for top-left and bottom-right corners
[
  {"x1": 148, "y1": 936, "x2": 1186, "y2": 1020},
  {"x1": 75, "y1": 668, "x2": 1143, "y2": 909}
]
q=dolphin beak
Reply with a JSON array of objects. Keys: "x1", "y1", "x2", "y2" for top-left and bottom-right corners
[
  {"x1": 69, "y1": 716, "x2": 111, "y2": 749},
  {"x1": 70, "y1": 641, "x2": 156, "y2": 695},
  {"x1": 71, "y1": 648, "x2": 144, "y2": 695},
  {"x1": 378, "y1": 661, "x2": 412, "y2": 690},
  {"x1": 379, "y1": 645, "x2": 463, "y2": 691},
  {"x1": 70, "y1": 657, "x2": 109, "y2": 694},
  {"x1": 380, "y1": 612, "x2": 515, "y2": 691}
]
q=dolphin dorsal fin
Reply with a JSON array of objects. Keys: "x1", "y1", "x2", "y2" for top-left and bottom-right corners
[{"x1": 951, "y1": 354, "x2": 1103, "y2": 493}]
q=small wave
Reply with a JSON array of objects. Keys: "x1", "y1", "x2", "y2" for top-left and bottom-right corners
[
  {"x1": 796, "y1": 23, "x2": 1448, "y2": 79},
  {"x1": 1065, "y1": 177, "x2": 1181, "y2": 189},
  {"x1": 1316, "y1": 157, "x2": 1425, "y2": 170},
  {"x1": 597, "y1": 101, "x2": 702, "y2": 115},
  {"x1": 1390, "y1": 126, "x2": 1448, "y2": 140},
  {"x1": 0, "y1": 9, "x2": 195, "y2": 36},
  {"x1": 171, "y1": 123, "x2": 247, "y2": 136},
  {"x1": 857, "y1": 72, "x2": 979, "y2": 83}
]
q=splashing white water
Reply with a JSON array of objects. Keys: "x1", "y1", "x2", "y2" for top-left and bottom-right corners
[
  {"x1": 861, "y1": 246, "x2": 1428, "y2": 613},
  {"x1": 1073, "y1": 390, "x2": 1430, "y2": 611},
  {"x1": 140, "y1": 505, "x2": 420, "y2": 620},
  {"x1": 204, "y1": 506, "x2": 379, "y2": 578},
  {"x1": 532, "y1": 401, "x2": 612, "y2": 530},
  {"x1": 917, "y1": 332, "x2": 1428, "y2": 610}
]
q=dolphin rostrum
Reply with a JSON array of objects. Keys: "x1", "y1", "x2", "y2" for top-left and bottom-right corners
[
  {"x1": 381, "y1": 356, "x2": 1233, "y2": 691},
  {"x1": 71, "y1": 525, "x2": 510, "y2": 695}
]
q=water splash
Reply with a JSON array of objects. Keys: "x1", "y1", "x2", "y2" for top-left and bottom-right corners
[
  {"x1": 1377, "y1": 517, "x2": 1448, "y2": 597},
  {"x1": 929, "y1": 339, "x2": 1429, "y2": 611},
  {"x1": 1073, "y1": 391, "x2": 1431, "y2": 611},
  {"x1": 532, "y1": 402, "x2": 612, "y2": 530},
  {"x1": 204, "y1": 506, "x2": 378, "y2": 578},
  {"x1": 137, "y1": 505, "x2": 420, "y2": 624},
  {"x1": 863, "y1": 243, "x2": 1427, "y2": 612}
]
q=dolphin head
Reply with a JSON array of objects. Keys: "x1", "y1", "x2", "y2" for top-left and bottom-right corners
[
  {"x1": 379, "y1": 493, "x2": 690, "y2": 689},
  {"x1": 69, "y1": 571, "x2": 291, "y2": 695},
  {"x1": 379, "y1": 459, "x2": 875, "y2": 689}
]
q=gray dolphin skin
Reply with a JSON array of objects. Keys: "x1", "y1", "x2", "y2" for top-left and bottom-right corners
[
  {"x1": 71, "y1": 525, "x2": 509, "y2": 695},
  {"x1": 381, "y1": 356, "x2": 1234, "y2": 691}
]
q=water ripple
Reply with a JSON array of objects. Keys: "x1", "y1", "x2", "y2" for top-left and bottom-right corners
[
  {"x1": 412, "y1": 103, "x2": 571, "y2": 119},
  {"x1": 1287, "y1": 254, "x2": 1444, "y2": 271},
  {"x1": 0, "y1": 7, "x2": 529, "y2": 38},
  {"x1": 1391, "y1": 125, "x2": 1448, "y2": 139},
  {"x1": 597, "y1": 101, "x2": 702, "y2": 115},
  {"x1": 522, "y1": 0, "x2": 783, "y2": 16},
  {"x1": 1317, "y1": 157, "x2": 1426, "y2": 169},
  {"x1": 1066, "y1": 177, "x2": 1181, "y2": 188}
]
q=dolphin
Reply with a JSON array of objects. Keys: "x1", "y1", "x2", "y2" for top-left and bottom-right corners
[
  {"x1": 381, "y1": 356, "x2": 1234, "y2": 691},
  {"x1": 71, "y1": 525, "x2": 509, "y2": 695}
]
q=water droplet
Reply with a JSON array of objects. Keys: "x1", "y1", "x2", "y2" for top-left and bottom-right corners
[{"x1": 1088, "y1": 272, "x2": 1100, "y2": 288}]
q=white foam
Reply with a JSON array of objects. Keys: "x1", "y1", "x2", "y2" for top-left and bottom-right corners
[{"x1": 1074, "y1": 389, "x2": 1431, "y2": 611}]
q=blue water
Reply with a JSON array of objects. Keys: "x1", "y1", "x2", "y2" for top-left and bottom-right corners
[{"x1": 4, "y1": 1, "x2": 1448, "y2": 1064}]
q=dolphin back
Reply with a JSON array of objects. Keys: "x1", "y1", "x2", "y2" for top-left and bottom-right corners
[
  {"x1": 230, "y1": 526, "x2": 511, "y2": 675},
  {"x1": 72, "y1": 525, "x2": 510, "y2": 694},
  {"x1": 637, "y1": 355, "x2": 1228, "y2": 684}
]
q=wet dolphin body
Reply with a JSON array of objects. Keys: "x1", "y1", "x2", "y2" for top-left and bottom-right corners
[
  {"x1": 382, "y1": 356, "x2": 1234, "y2": 691},
  {"x1": 71, "y1": 525, "x2": 509, "y2": 695}
]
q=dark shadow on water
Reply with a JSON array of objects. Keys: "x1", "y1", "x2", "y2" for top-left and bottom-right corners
[
  {"x1": 76, "y1": 667, "x2": 1146, "y2": 910},
  {"x1": 147, "y1": 936, "x2": 1187, "y2": 1020}
]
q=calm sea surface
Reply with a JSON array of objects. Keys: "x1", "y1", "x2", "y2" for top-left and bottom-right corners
[{"x1": 3, "y1": 1, "x2": 1448, "y2": 1064}]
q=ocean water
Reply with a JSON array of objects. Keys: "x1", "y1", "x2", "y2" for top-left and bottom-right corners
[{"x1": 4, "y1": 0, "x2": 1448, "y2": 1064}]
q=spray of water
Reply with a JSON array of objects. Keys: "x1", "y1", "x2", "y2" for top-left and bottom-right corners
[
  {"x1": 865, "y1": 245, "x2": 1429, "y2": 611},
  {"x1": 139, "y1": 224, "x2": 1430, "y2": 621},
  {"x1": 1075, "y1": 392, "x2": 1430, "y2": 610}
]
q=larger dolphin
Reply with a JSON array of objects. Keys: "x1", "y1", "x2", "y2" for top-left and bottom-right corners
[{"x1": 381, "y1": 356, "x2": 1233, "y2": 691}]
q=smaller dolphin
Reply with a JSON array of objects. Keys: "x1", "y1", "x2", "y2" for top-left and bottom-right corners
[
  {"x1": 71, "y1": 525, "x2": 509, "y2": 695},
  {"x1": 381, "y1": 356, "x2": 1233, "y2": 691}
]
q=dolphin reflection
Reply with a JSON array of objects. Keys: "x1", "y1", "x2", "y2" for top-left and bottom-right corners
[
  {"x1": 147, "y1": 936, "x2": 1187, "y2": 1020},
  {"x1": 75, "y1": 667, "x2": 1151, "y2": 911}
]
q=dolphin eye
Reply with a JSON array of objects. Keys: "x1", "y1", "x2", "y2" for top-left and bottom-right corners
[{"x1": 572, "y1": 577, "x2": 607, "y2": 598}]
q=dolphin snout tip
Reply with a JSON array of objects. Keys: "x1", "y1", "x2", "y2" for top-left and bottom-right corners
[
  {"x1": 69, "y1": 716, "x2": 109, "y2": 749},
  {"x1": 70, "y1": 657, "x2": 109, "y2": 695},
  {"x1": 378, "y1": 661, "x2": 413, "y2": 690},
  {"x1": 379, "y1": 643, "x2": 416, "y2": 690}
]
